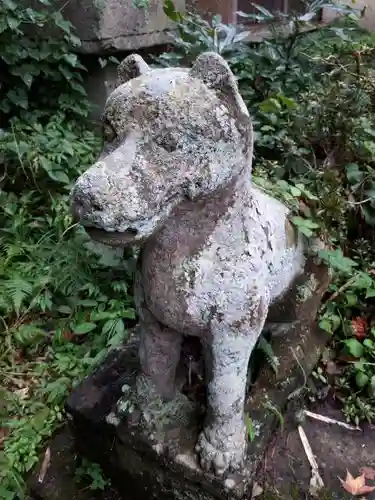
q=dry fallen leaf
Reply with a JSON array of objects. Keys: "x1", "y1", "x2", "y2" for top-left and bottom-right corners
[
  {"x1": 303, "y1": 410, "x2": 360, "y2": 431},
  {"x1": 38, "y1": 447, "x2": 51, "y2": 484},
  {"x1": 251, "y1": 482, "x2": 263, "y2": 499},
  {"x1": 62, "y1": 330, "x2": 74, "y2": 342},
  {"x1": 14, "y1": 387, "x2": 29, "y2": 400},
  {"x1": 339, "y1": 470, "x2": 375, "y2": 496},
  {"x1": 360, "y1": 467, "x2": 375, "y2": 481},
  {"x1": 297, "y1": 425, "x2": 324, "y2": 496},
  {"x1": 352, "y1": 317, "x2": 368, "y2": 340},
  {"x1": 0, "y1": 428, "x2": 8, "y2": 448}
]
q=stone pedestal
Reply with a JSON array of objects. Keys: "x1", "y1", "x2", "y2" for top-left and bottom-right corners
[{"x1": 66, "y1": 259, "x2": 330, "y2": 500}]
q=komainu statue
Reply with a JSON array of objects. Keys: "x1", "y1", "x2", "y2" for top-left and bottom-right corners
[{"x1": 71, "y1": 52, "x2": 306, "y2": 477}]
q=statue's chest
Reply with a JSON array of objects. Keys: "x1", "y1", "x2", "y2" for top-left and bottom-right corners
[
  {"x1": 140, "y1": 214, "x2": 270, "y2": 334},
  {"x1": 142, "y1": 208, "x2": 268, "y2": 289}
]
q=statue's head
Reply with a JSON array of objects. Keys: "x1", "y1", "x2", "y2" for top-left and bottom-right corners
[{"x1": 71, "y1": 52, "x2": 253, "y2": 247}]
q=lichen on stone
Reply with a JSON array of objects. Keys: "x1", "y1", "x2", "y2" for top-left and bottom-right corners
[
  {"x1": 296, "y1": 274, "x2": 319, "y2": 303},
  {"x1": 71, "y1": 51, "x2": 322, "y2": 477}
]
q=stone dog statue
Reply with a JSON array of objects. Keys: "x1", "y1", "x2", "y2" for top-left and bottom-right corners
[{"x1": 71, "y1": 52, "x2": 306, "y2": 477}]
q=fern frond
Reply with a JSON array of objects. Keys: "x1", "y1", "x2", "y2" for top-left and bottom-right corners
[
  {"x1": 12, "y1": 323, "x2": 46, "y2": 347},
  {"x1": 4, "y1": 277, "x2": 33, "y2": 315}
]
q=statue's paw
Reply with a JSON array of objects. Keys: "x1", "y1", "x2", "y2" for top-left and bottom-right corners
[{"x1": 195, "y1": 429, "x2": 246, "y2": 476}]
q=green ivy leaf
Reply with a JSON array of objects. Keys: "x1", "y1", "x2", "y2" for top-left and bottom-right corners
[
  {"x1": 163, "y1": 0, "x2": 180, "y2": 21},
  {"x1": 63, "y1": 53, "x2": 78, "y2": 67},
  {"x1": 362, "y1": 204, "x2": 375, "y2": 226},
  {"x1": 91, "y1": 311, "x2": 118, "y2": 322},
  {"x1": 6, "y1": 16, "x2": 21, "y2": 30},
  {"x1": 259, "y1": 97, "x2": 282, "y2": 113},
  {"x1": 291, "y1": 216, "x2": 319, "y2": 237},
  {"x1": 355, "y1": 371, "x2": 369, "y2": 389},
  {"x1": 345, "y1": 293, "x2": 357, "y2": 306},
  {"x1": 122, "y1": 309, "x2": 136, "y2": 319},
  {"x1": 277, "y1": 94, "x2": 297, "y2": 109},
  {"x1": 3, "y1": 0, "x2": 17, "y2": 10},
  {"x1": 290, "y1": 186, "x2": 301, "y2": 197},
  {"x1": 107, "y1": 320, "x2": 127, "y2": 348},
  {"x1": 77, "y1": 299, "x2": 98, "y2": 308},
  {"x1": 291, "y1": 216, "x2": 319, "y2": 229},
  {"x1": 21, "y1": 73, "x2": 33, "y2": 88},
  {"x1": 52, "y1": 11, "x2": 72, "y2": 33},
  {"x1": 318, "y1": 248, "x2": 358, "y2": 274},
  {"x1": 352, "y1": 272, "x2": 373, "y2": 289},
  {"x1": 48, "y1": 170, "x2": 71, "y2": 185},
  {"x1": 102, "y1": 319, "x2": 117, "y2": 335},
  {"x1": 363, "y1": 338, "x2": 374, "y2": 349},
  {"x1": 57, "y1": 305, "x2": 72, "y2": 315},
  {"x1": 7, "y1": 88, "x2": 28, "y2": 109},
  {"x1": 344, "y1": 338, "x2": 364, "y2": 358},
  {"x1": 345, "y1": 163, "x2": 364, "y2": 184},
  {"x1": 39, "y1": 156, "x2": 53, "y2": 173},
  {"x1": 364, "y1": 188, "x2": 375, "y2": 200},
  {"x1": 73, "y1": 322, "x2": 97, "y2": 335}
]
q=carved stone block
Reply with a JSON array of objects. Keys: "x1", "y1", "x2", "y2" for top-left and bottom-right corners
[{"x1": 55, "y1": 0, "x2": 186, "y2": 54}]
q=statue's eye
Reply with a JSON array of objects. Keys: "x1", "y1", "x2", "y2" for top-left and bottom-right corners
[
  {"x1": 102, "y1": 121, "x2": 117, "y2": 143},
  {"x1": 155, "y1": 132, "x2": 178, "y2": 153}
]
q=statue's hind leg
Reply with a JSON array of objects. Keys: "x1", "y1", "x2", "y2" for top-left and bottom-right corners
[{"x1": 196, "y1": 296, "x2": 269, "y2": 476}]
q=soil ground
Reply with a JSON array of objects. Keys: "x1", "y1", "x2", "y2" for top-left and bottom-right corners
[
  {"x1": 260, "y1": 396, "x2": 375, "y2": 499},
  {"x1": 28, "y1": 397, "x2": 375, "y2": 500}
]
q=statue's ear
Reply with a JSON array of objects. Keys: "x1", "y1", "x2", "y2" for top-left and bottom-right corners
[
  {"x1": 190, "y1": 52, "x2": 249, "y2": 117},
  {"x1": 117, "y1": 54, "x2": 150, "y2": 86}
]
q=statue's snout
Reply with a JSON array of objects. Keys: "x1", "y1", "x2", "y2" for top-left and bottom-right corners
[{"x1": 71, "y1": 175, "x2": 107, "y2": 227}]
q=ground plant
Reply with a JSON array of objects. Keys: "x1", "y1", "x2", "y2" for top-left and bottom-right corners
[
  {"x1": 0, "y1": 1, "x2": 135, "y2": 498},
  {"x1": 2, "y1": 0, "x2": 375, "y2": 497}
]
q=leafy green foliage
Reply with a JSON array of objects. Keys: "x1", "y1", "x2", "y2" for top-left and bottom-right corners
[
  {"x1": 75, "y1": 457, "x2": 111, "y2": 490},
  {"x1": 3, "y1": 0, "x2": 375, "y2": 496},
  {"x1": 0, "y1": 120, "x2": 136, "y2": 496},
  {"x1": 318, "y1": 242, "x2": 375, "y2": 423},
  {"x1": 0, "y1": 1, "x2": 135, "y2": 498},
  {"x1": 0, "y1": 0, "x2": 90, "y2": 122},
  {"x1": 256, "y1": 335, "x2": 280, "y2": 375}
]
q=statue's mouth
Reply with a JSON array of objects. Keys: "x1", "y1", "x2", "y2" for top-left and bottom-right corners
[{"x1": 84, "y1": 227, "x2": 141, "y2": 247}]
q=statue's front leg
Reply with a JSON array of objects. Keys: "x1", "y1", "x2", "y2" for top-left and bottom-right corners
[
  {"x1": 138, "y1": 310, "x2": 183, "y2": 401},
  {"x1": 135, "y1": 274, "x2": 182, "y2": 400},
  {"x1": 132, "y1": 276, "x2": 197, "y2": 431},
  {"x1": 196, "y1": 297, "x2": 269, "y2": 476}
]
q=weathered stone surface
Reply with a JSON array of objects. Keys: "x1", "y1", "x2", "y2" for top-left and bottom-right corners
[
  {"x1": 71, "y1": 51, "x2": 328, "y2": 478},
  {"x1": 58, "y1": 0, "x2": 186, "y2": 54},
  {"x1": 66, "y1": 260, "x2": 329, "y2": 500}
]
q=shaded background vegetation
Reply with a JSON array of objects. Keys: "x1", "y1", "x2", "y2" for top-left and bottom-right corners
[{"x1": 2, "y1": 0, "x2": 375, "y2": 497}]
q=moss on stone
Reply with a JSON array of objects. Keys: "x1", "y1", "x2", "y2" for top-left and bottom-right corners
[{"x1": 296, "y1": 274, "x2": 318, "y2": 304}]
